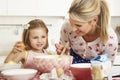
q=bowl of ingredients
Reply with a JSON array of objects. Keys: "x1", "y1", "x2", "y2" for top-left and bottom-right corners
[
  {"x1": 1, "y1": 69, "x2": 37, "y2": 80},
  {"x1": 33, "y1": 55, "x2": 73, "y2": 74},
  {"x1": 70, "y1": 63, "x2": 92, "y2": 80}
]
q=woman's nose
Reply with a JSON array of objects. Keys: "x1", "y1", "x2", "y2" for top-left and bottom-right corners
[{"x1": 72, "y1": 26, "x2": 77, "y2": 32}]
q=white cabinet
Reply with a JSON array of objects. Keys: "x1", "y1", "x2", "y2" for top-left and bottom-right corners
[
  {"x1": 7, "y1": 0, "x2": 37, "y2": 16},
  {"x1": 0, "y1": 0, "x2": 72, "y2": 16},
  {"x1": 0, "y1": 0, "x2": 7, "y2": 15},
  {"x1": 36, "y1": 0, "x2": 72, "y2": 16},
  {"x1": 107, "y1": 0, "x2": 120, "y2": 16},
  {"x1": 1, "y1": 0, "x2": 120, "y2": 16}
]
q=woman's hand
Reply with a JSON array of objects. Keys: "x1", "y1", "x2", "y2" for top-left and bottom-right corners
[
  {"x1": 11, "y1": 41, "x2": 25, "y2": 54},
  {"x1": 55, "y1": 43, "x2": 70, "y2": 55}
]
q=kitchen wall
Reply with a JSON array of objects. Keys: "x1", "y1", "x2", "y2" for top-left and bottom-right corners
[
  {"x1": 0, "y1": 16, "x2": 65, "y2": 56},
  {"x1": 110, "y1": 16, "x2": 120, "y2": 44},
  {"x1": 0, "y1": 16, "x2": 120, "y2": 56}
]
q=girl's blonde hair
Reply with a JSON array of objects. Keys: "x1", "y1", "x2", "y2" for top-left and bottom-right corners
[
  {"x1": 69, "y1": 0, "x2": 110, "y2": 43},
  {"x1": 22, "y1": 19, "x2": 49, "y2": 50}
]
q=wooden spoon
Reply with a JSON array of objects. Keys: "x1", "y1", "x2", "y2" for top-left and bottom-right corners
[{"x1": 60, "y1": 42, "x2": 69, "y2": 55}]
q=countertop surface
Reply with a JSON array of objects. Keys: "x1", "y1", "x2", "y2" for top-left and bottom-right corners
[
  {"x1": 0, "y1": 52, "x2": 120, "y2": 78},
  {"x1": 113, "y1": 51, "x2": 120, "y2": 65},
  {"x1": 111, "y1": 51, "x2": 120, "y2": 78}
]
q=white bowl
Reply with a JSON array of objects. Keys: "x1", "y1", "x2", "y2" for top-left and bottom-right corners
[
  {"x1": 33, "y1": 55, "x2": 73, "y2": 73},
  {"x1": 0, "y1": 63, "x2": 21, "y2": 71},
  {"x1": 1, "y1": 69, "x2": 37, "y2": 80}
]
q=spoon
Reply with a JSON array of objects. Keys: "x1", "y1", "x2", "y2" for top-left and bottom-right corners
[{"x1": 60, "y1": 42, "x2": 69, "y2": 55}]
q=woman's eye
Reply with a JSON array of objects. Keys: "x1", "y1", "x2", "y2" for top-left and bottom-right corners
[
  {"x1": 75, "y1": 24, "x2": 82, "y2": 27},
  {"x1": 33, "y1": 37, "x2": 38, "y2": 39}
]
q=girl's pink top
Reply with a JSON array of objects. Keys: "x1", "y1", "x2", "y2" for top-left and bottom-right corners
[{"x1": 23, "y1": 50, "x2": 47, "y2": 69}]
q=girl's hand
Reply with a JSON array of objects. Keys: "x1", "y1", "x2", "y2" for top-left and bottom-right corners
[
  {"x1": 12, "y1": 41, "x2": 25, "y2": 54},
  {"x1": 4, "y1": 41, "x2": 25, "y2": 63},
  {"x1": 55, "y1": 43, "x2": 70, "y2": 55},
  {"x1": 12, "y1": 51, "x2": 25, "y2": 63}
]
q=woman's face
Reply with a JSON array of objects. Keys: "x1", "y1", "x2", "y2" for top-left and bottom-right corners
[
  {"x1": 29, "y1": 28, "x2": 48, "y2": 52},
  {"x1": 69, "y1": 18, "x2": 96, "y2": 36}
]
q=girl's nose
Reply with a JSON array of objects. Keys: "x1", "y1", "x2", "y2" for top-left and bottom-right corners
[{"x1": 38, "y1": 38, "x2": 42, "y2": 42}]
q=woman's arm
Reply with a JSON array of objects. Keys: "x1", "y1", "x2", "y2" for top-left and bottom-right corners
[
  {"x1": 103, "y1": 28, "x2": 118, "y2": 63},
  {"x1": 55, "y1": 20, "x2": 70, "y2": 55}
]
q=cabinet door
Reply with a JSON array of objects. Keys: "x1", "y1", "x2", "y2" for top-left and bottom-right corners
[
  {"x1": 107, "y1": 0, "x2": 120, "y2": 16},
  {"x1": 1, "y1": 0, "x2": 73, "y2": 16},
  {"x1": 7, "y1": 0, "x2": 37, "y2": 16},
  {"x1": 36, "y1": 0, "x2": 72, "y2": 16},
  {"x1": 0, "y1": 0, "x2": 7, "y2": 15}
]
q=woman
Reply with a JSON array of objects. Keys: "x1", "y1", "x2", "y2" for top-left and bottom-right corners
[{"x1": 55, "y1": 0, "x2": 118, "y2": 64}]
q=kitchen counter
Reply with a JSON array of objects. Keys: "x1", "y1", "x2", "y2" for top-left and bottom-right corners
[
  {"x1": 113, "y1": 52, "x2": 120, "y2": 65},
  {"x1": 112, "y1": 66, "x2": 120, "y2": 76},
  {"x1": 0, "y1": 56, "x2": 6, "y2": 64},
  {"x1": 0, "y1": 52, "x2": 120, "y2": 79},
  {"x1": 111, "y1": 51, "x2": 120, "y2": 78}
]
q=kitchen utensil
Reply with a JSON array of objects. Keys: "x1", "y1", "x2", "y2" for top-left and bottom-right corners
[{"x1": 61, "y1": 42, "x2": 69, "y2": 55}]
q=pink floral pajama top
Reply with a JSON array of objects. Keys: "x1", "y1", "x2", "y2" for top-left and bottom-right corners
[{"x1": 59, "y1": 20, "x2": 118, "y2": 63}]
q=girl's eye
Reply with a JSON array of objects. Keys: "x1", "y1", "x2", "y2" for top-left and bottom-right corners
[
  {"x1": 75, "y1": 24, "x2": 82, "y2": 27},
  {"x1": 42, "y1": 36, "x2": 46, "y2": 38}
]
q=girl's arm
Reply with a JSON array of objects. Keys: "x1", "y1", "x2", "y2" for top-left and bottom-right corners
[
  {"x1": 4, "y1": 41, "x2": 25, "y2": 63},
  {"x1": 4, "y1": 51, "x2": 16, "y2": 63},
  {"x1": 4, "y1": 51, "x2": 25, "y2": 64}
]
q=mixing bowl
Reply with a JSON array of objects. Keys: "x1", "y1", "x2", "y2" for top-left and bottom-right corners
[
  {"x1": 0, "y1": 63, "x2": 21, "y2": 71},
  {"x1": 70, "y1": 63, "x2": 92, "y2": 80},
  {"x1": 33, "y1": 55, "x2": 73, "y2": 73},
  {"x1": 1, "y1": 69, "x2": 37, "y2": 80}
]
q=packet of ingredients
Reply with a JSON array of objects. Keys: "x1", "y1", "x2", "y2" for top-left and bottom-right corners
[{"x1": 90, "y1": 54, "x2": 112, "y2": 80}]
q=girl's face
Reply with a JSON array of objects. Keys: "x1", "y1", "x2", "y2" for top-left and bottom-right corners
[
  {"x1": 29, "y1": 28, "x2": 48, "y2": 52},
  {"x1": 69, "y1": 18, "x2": 96, "y2": 36}
]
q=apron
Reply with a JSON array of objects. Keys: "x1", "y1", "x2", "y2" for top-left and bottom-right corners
[{"x1": 70, "y1": 48, "x2": 90, "y2": 64}]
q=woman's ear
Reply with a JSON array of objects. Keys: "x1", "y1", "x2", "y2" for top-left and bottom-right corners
[
  {"x1": 92, "y1": 16, "x2": 98, "y2": 25},
  {"x1": 88, "y1": 16, "x2": 98, "y2": 25}
]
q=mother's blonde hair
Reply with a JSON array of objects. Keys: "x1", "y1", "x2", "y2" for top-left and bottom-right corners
[{"x1": 69, "y1": 0, "x2": 110, "y2": 43}]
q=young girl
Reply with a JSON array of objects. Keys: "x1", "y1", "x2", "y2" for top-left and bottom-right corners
[
  {"x1": 55, "y1": 0, "x2": 118, "y2": 64},
  {"x1": 4, "y1": 19, "x2": 49, "y2": 69}
]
